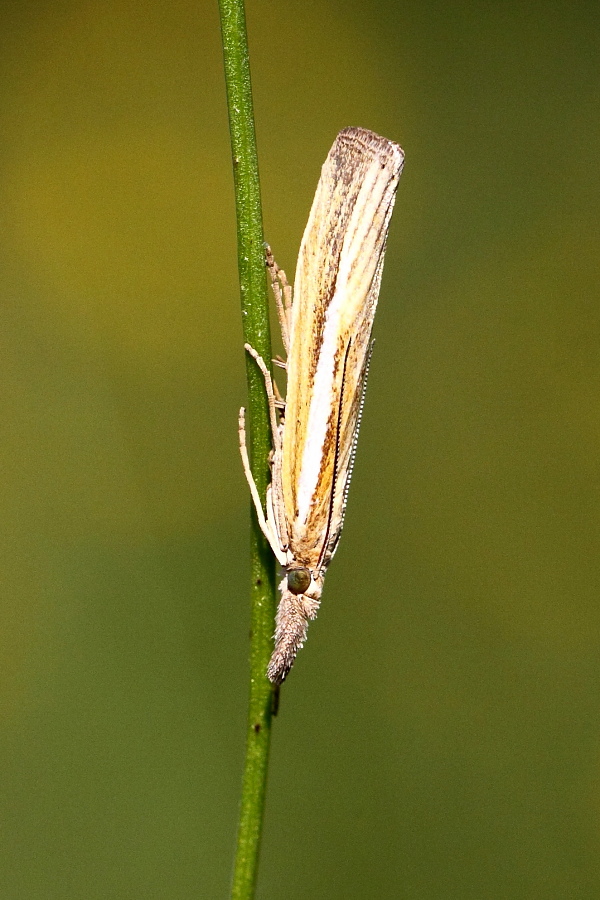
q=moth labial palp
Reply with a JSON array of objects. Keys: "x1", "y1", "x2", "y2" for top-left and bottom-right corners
[{"x1": 239, "y1": 126, "x2": 404, "y2": 684}]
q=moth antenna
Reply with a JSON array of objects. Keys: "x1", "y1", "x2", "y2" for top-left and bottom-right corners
[
  {"x1": 265, "y1": 244, "x2": 291, "y2": 353},
  {"x1": 337, "y1": 340, "x2": 375, "y2": 537},
  {"x1": 317, "y1": 339, "x2": 353, "y2": 572}
]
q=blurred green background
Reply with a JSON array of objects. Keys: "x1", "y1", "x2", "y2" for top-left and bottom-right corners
[{"x1": 1, "y1": 0, "x2": 599, "y2": 897}]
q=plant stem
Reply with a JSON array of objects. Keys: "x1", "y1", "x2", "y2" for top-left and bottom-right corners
[{"x1": 217, "y1": 0, "x2": 278, "y2": 897}]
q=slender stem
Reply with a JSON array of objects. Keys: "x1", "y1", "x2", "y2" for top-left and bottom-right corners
[{"x1": 217, "y1": 0, "x2": 278, "y2": 897}]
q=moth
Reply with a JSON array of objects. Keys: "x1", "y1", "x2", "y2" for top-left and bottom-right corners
[{"x1": 239, "y1": 126, "x2": 404, "y2": 683}]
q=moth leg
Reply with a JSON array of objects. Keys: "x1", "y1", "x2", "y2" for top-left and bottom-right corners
[
  {"x1": 269, "y1": 441, "x2": 289, "y2": 550},
  {"x1": 266, "y1": 482, "x2": 287, "y2": 557},
  {"x1": 244, "y1": 343, "x2": 282, "y2": 454},
  {"x1": 265, "y1": 244, "x2": 292, "y2": 356},
  {"x1": 238, "y1": 407, "x2": 287, "y2": 566}
]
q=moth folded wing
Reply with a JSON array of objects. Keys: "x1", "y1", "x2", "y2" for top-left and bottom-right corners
[
  {"x1": 267, "y1": 581, "x2": 321, "y2": 685},
  {"x1": 315, "y1": 161, "x2": 402, "y2": 571},
  {"x1": 282, "y1": 130, "x2": 403, "y2": 572}
]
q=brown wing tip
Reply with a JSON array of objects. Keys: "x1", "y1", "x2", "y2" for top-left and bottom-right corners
[{"x1": 335, "y1": 126, "x2": 404, "y2": 169}]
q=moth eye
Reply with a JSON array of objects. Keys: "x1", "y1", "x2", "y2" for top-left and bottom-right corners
[{"x1": 287, "y1": 567, "x2": 311, "y2": 595}]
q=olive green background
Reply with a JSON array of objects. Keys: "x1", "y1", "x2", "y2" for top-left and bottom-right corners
[{"x1": 1, "y1": 1, "x2": 599, "y2": 897}]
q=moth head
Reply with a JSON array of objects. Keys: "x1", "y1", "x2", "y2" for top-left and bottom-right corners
[{"x1": 286, "y1": 566, "x2": 311, "y2": 596}]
